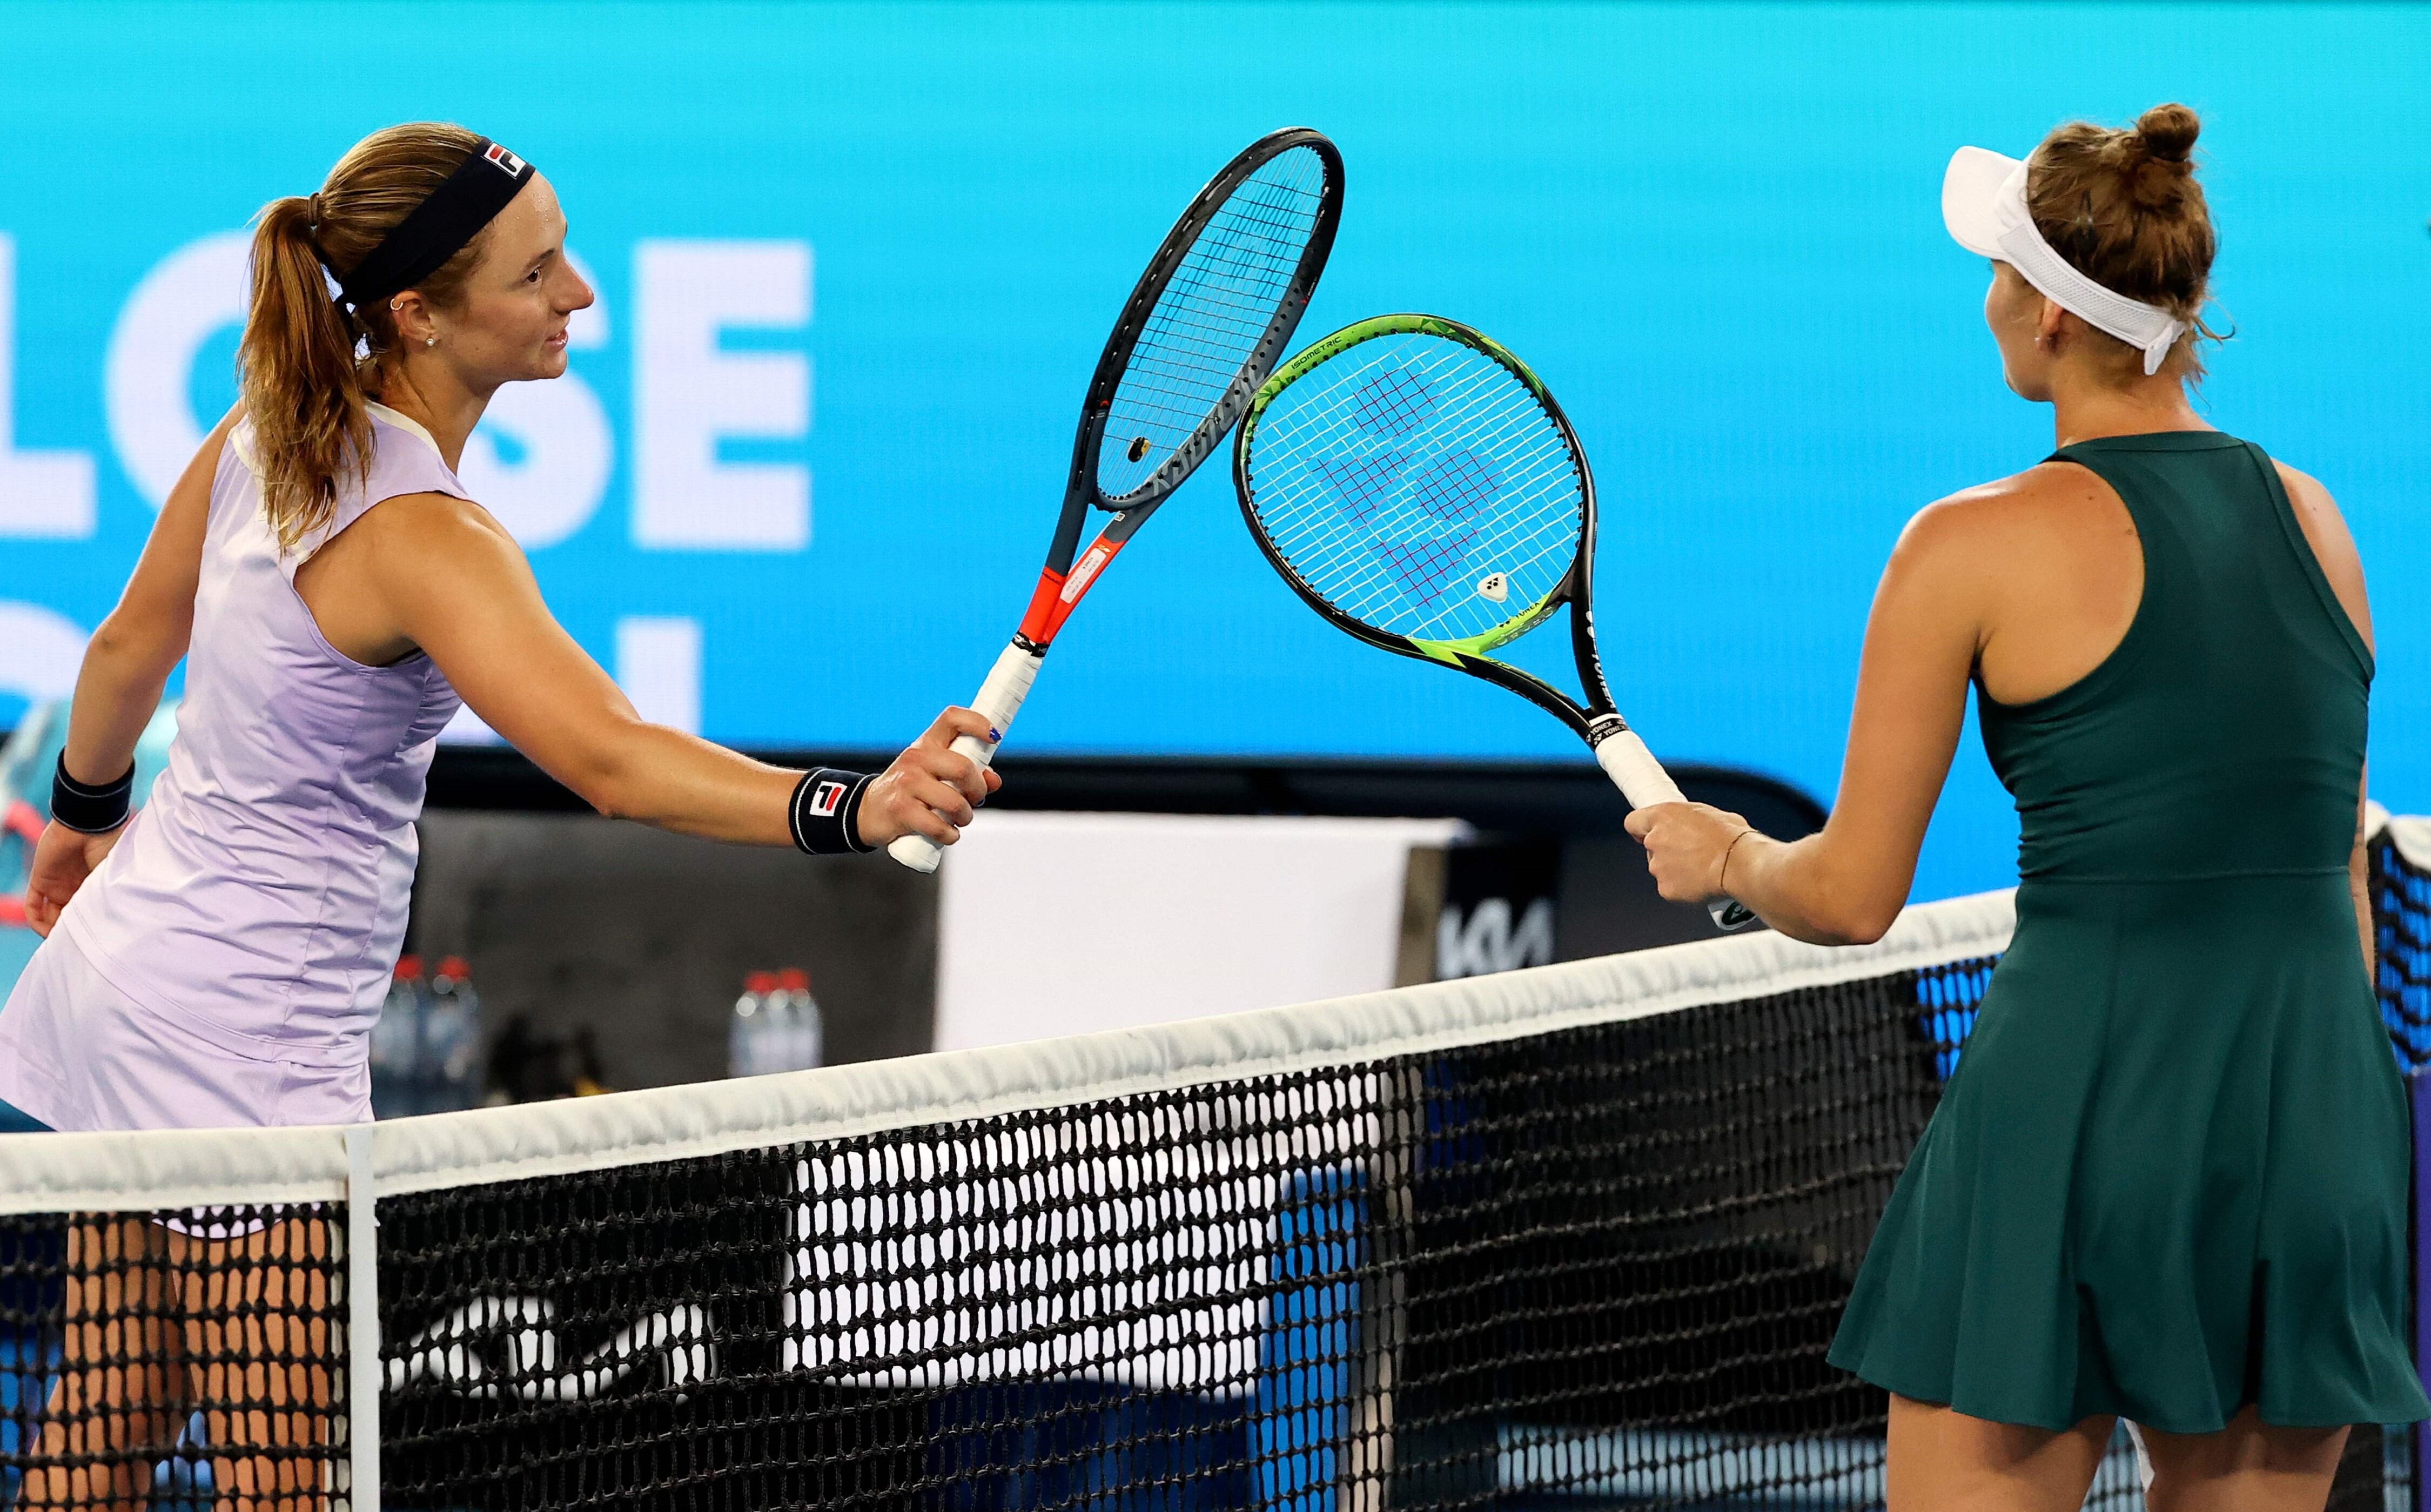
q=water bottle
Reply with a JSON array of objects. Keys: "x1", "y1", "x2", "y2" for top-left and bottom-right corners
[
  {"x1": 371, "y1": 955, "x2": 426, "y2": 1118},
  {"x1": 729, "y1": 971, "x2": 779, "y2": 1077},
  {"x1": 776, "y1": 967, "x2": 822, "y2": 1072},
  {"x1": 424, "y1": 956, "x2": 483, "y2": 1112}
]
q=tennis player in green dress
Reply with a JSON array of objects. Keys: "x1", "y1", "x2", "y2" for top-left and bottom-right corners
[{"x1": 1630, "y1": 102, "x2": 2428, "y2": 1510}]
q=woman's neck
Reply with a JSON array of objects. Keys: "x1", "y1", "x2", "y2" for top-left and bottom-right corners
[
  {"x1": 366, "y1": 359, "x2": 493, "y2": 471},
  {"x1": 2046, "y1": 366, "x2": 2209, "y2": 451}
]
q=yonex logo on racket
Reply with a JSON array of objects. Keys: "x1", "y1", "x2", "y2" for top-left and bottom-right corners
[
  {"x1": 482, "y1": 143, "x2": 528, "y2": 176},
  {"x1": 811, "y1": 779, "x2": 847, "y2": 817}
]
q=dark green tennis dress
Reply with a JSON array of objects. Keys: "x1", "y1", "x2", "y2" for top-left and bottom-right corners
[{"x1": 1828, "y1": 431, "x2": 2430, "y2": 1433}]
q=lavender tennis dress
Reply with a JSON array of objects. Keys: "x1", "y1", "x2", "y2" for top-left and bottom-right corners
[{"x1": 0, "y1": 404, "x2": 471, "y2": 1131}]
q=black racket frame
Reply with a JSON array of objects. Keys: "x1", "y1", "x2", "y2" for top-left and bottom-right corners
[{"x1": 1016, "y1": 127, "x2": 1344, "y2": 652}]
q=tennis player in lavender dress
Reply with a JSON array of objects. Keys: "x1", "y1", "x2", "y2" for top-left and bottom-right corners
[
  {"x1": 4, "y1": 125, "x2": 991, "y2": 1136},
  {"x1": 0, "y1": 125, "x2": 995, "y2": 1503}
]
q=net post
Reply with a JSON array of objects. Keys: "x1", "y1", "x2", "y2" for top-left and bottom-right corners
[{"x1": 346, "y1": 1124, "x2": 381, "y2": 1512}]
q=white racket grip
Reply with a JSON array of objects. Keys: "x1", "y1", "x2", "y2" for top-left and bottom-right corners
[
  {"x1": 884, "y1": 642, "x2": 1044, "y2": 873},
  {"x1": 1593, "y1": 727, "x2": 1686, "y2": 808},
  {"x1": 1593, "y1": 727, "x2": 1754, "y2": 931}
]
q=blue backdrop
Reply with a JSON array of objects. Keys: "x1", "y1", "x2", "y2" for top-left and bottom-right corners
[{"x1": 1, "y1": 2, "x2": 2424, "y2": 902}]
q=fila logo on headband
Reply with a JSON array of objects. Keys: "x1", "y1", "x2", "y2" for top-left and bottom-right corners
[
  {"x1": 482, "y1": 143, "x2": 528, "y2": 177},
  {"x1": 811, "y1": 779, "x2": 848, "y2": 818}
]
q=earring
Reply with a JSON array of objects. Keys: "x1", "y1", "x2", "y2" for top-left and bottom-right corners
[
  {"x1": 390, "y1": 300, "x2": 402, "y2": 313},
  {"x1": 425, "y1": 336, "x2": 436, "y2": 348}
]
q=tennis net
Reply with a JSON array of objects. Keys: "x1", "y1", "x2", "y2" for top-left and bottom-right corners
[{"x1": 1, "y1": 818, "x2": 2426, "y2": 1511}]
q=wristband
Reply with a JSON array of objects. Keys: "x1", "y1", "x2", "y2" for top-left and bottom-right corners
[
  {"x1": 789, "y1": 768, "x2": 876, "y2": 856},
  {"x1": 51, "y1": 755, "x2": 136, "y2": 835}
]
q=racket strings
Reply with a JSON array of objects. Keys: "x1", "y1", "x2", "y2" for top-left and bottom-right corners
[
  {"x1": 1246, "y1": 333, "x2": 1583, "y2": 644},
  {"x1": 1258, "y1": 382, "x2": 1579, "y2": 636},
  {"x1": 1097, "y1": 146, "x2": 1332, "y2": 501},
  {"x1": 1117, "y1": 171, "x2": 1322, "y2": 391},
  {"x1": 1266, "y1": 366, "x2": 1567, "y2": 622}
]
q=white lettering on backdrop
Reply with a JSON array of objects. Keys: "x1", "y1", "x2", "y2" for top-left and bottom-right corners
[
  {"x1": 103, "y1": 230, "x2": 249, "y2": 510},
  {"x1": 1436, "y1": 897, "x2": 1557, "y2": 979},
  {"x1": 11, "y1": 232, "x2": 805, "y2": 736},
  {"x1": 0, "y1": 234, "x2": 98, "y2": 537},
  {"x1": 0, "y1": 602, "x2": 88, "y2": 706},
  {"x1": 613, "y1": 616, "x2": 703, "y2": 734},
  {"x1": 88, "y1": 233, "x2": 811, "y2": 556},
  {"x1": 633, "y1": 240, "x2": 811, "y2": 550},
  {"x1": 457, "y1": 250, "x2": 614, "y2": 549}
]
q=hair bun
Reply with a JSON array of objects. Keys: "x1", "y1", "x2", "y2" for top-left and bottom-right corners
[
  {"x1": 2132, "y1": 103, "x2": 2200, "y2": 163},
  {"x1": 2122, "y1": 102, "x2": 2200, "y2": 209}
]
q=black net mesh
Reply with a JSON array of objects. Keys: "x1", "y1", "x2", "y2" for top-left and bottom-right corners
[
  {"x1": 2354, "y1": 825, "x2": 2431, "y2": 1512},
  {"x1": 0, "y1": 1204, "x2": 347, "y2": 1510},
  {"x1": 6, "y1": 859, "x2": 2429, "y2": 1509},
  {"x1": 371, "y1": 950, "x2": 1965, "y2": 1511},
  {"x1": 2375, "y1": 826, "x2": 2431, "y2": 1072}
]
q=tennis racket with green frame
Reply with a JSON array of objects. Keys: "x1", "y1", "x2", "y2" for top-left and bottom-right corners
[{"x1": 1233, "y1": 313, "x2": 1753, "y2": 930}]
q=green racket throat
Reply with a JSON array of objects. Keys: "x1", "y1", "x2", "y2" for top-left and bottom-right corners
[{"x1": 1407, "y1": 581, "x2": 1566, "y2": 666}]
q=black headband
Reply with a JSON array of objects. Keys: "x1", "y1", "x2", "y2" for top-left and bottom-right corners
[{"x1": 333, "y1": 137, "x2": 536, "y2": 310}]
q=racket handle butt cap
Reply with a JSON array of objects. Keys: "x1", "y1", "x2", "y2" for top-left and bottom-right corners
[{"x1": 885, "y1": 831, "x2": 948, "y2": 873}]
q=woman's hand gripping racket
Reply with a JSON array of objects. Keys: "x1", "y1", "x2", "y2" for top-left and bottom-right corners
[
  {"x1": 1233, "y1": 314, "x2": 1755, "y2": 930},
  {"x1": 888, "y1": 127, "x2": 1345, "y2": 871}
]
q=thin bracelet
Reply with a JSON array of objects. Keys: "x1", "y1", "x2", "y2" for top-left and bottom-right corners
[{"x1": 1718, "y1": 826, "x2": 1756, "y2": 898}]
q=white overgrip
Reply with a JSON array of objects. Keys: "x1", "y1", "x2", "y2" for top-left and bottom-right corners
[
  {"x1": 1592, "y1": 727, "x2": 1752, "y2": 931},
  {"x1": 887, "y1": 641, "x2": 1045, "y2": 873},
  {"x1": 1593, "y1": 727, "x2": 1685, "y2": 809}
]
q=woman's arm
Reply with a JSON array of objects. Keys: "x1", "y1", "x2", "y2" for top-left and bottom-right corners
[
  {"x1": 2275, "y1": 462, "x2": 2377, "y2": 977},
  {"x1": 2353, "y1": 771, "x2": 2376, "y2": 982},
  {"x1": 21, "y1": 411, "x2": 231, "y2": 934},
  {"x1": 1627, "y1": 495, "x2": 1991, "y2": 945},
  {"x1": 61, "y1": 413, "x2": 227, "y2": 780},
  {"x1": 347, "y1": 492, "x2": 994, "y2": 848}
]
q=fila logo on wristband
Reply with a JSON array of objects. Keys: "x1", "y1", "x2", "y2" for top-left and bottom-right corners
[{"x1": 791, "y1": 767, "x2": 874, "y2": 855}]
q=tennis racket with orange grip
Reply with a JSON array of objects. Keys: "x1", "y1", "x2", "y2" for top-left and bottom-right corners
[{"x1": 888, "y1": 127, "x2": 1345, "y2": 871}]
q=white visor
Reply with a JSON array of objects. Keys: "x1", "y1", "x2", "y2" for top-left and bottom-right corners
[{"x1": 1942, "y1": 144, "x2": 2187, "y2": 376}]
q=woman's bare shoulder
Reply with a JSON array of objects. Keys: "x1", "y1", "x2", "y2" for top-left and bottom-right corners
[
  {"x1": 2271, "y1": 458, "x2": 2372, "y2": 650},
  {"x1": 354, "y1": 489, "x2": 514, "y2": 545},
  {"x1": 1894, "y1": 462, "x2": 2105, "y2": 566}
]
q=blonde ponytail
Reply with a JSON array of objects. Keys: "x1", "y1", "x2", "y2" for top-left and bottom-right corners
[
  {"x1": 236, "y1": 123, "x2": 495, "y2": 552},
  {"x1": 240, "y1": 195, "x2": 373, "y2": 552}
]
